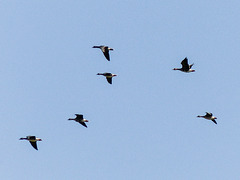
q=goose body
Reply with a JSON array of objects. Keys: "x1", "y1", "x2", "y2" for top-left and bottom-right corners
[
  {"x1": 68, "y1": 114, "x2": 89, "y2": 128},
  {"x1": 173, "y1": 57, "x2": 195, "y2": 72},
  {"x1": 97, "y1": 72, "x2": 117, "y2": 84},
  {"x1": 92, "y1": 45, "x2": 113, "y2": 61},
  {"x1": 19, "y1": 136, "x2": 42, "y2": 150},
  {"x1": 197, "y1": 112, "x2": 217, "y2": 124}
]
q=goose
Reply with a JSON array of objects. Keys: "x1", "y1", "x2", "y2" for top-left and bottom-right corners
[
  {"x1": 197, "y1": 112, "x2": 217, "y2": 124},
  {"x1": 97, "y1": 72, "x2": 117, "y2": 84},
  {"x1": 19, "y1": 136, "x2": 42, "y2": 150},
  {"x1": 173, "y1": 57, "x2": 195, "y2": 72},
  {"x1": 68, "y1": 114, "x2": 89, "y2": 128},
  {"x1": 92, "y1": 45, "x2": 113, "y2": 61}
]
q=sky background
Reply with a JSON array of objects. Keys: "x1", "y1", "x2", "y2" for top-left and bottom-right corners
[{"x1": 1, "y1": 0, "x2": 240, "y2": 179}]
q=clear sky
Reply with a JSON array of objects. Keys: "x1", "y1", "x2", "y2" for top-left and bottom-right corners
[{"x1": 1, "y1": 0, "x2": 240, "y2": 179}]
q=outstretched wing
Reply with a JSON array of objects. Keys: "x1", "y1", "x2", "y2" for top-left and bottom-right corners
[
  {"x1": 106, "y1": 77, "x2": 112, "y2": 84},
  {"x1": 29, "y1": 141, "x2": 38, "y2": 150},
  {"x1": 181, "y1": 57, "x2": 190, "y2": 71},
  {"x1": 80, "y1": 122, "x2": 88, "y2": 128},
  {"x1": 103, "y1": 51, "x2": 110, "y2": 61},
  {"x1": 75, "y1": 114, "x2": 83, "y2": 119},
  {"x1": 212, "y1": 119, "x2": 217, "y2": 124},
  {"x1": 205, "y1": 112, "x2": 212, "y2": 117},
  {"x1": 189, "y1": 63, "x2": 194, "y2": 69}
]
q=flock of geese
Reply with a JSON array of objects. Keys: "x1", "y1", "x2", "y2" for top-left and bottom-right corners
[{"x1": 19, "y1": 45, "x2": 218, "y2": 150}]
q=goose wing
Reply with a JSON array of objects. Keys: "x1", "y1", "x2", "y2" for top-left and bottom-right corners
[
  {"x1": 212, "y1": 119, "x2": 217, "y2": 124},
  {"x1": 205, "y1": 112, "x2": 212, "y2": 117},
  {"x1": 80, "y1": 121, "x2": 88, "y2": 128},
  {"x1": 189, "y1": 63, "x2": 194, "y2": 69},
  {"x1": 75, "y1": 114, "x2": 83, "y2": 119},
  {"x1": 106, "y1": 77, "x2": 112, "y2": 84},
  {"x1": 181, "y1": 58, "x2": 190, "y2": 71},
  {"x1": 103, "y1": 48, "x2": 110, "y2": 61},
  {"x1": 29, "y1": 141, "x2": 38, "y2": 150}
]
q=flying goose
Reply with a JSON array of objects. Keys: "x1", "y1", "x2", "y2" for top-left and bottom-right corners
[
  {"x1": 173, "y1": 57, "x2": 195, "y2": 72},
  {"x1": 68, "y1": 114, "x2": 89, "y2": 128},
  {"x1": 19, "y1": 136, "x2": 42, "y2": 150},
  {"x1": 97, "y1": 72, "x2": 117, "y2": 84},
  {"x1": 197, "y1": 112, "x2": 217, "y2": 124},
  {"x1": 92, "y1": 45, "x2": 113, "y2": 61}
]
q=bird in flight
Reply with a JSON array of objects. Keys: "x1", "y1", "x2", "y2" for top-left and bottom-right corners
[
  {"x1": 197, "y1": 112, "x2": 217, "y2": 124},
  {"x1": 97, "y1": 72, "x2": 117, "y2": 84},
  {"x1": 92, "y1": 45, "x2": 114, "y2": 61},
  {"x1": 173, "y1": 57, "x2": 195, "y2": 72},
  {"x1": 19, "y1": 136, "x2": 42, "y2": 150},
  {"x1": 68, "y1": 114, "x2": 89, "y2": 128}
]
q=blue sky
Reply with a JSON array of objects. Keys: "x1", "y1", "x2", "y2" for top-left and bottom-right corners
[{"x1": 1, "y1": 0, "x2": 240, "y2": 179}]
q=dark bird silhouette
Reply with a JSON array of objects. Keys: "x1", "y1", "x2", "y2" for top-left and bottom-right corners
[
  {"x1": 97, "y1": 72, "x2": 117, "y2": 84},
  {"x1": 197, "y1": 112, "x2": 217, "y2": 124},
  {"x1": 173, "y1": 57, "x2": 195, "y2": 72},
  {"x1": 19, "y1": 136, "x2": 42, "y2": 150},
  {"x1": 92, "y1": 45, "x2": 113, "y2": 61},
  {"x1": 68, "y1": 114, "x2": 89, "y2": 128}
]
